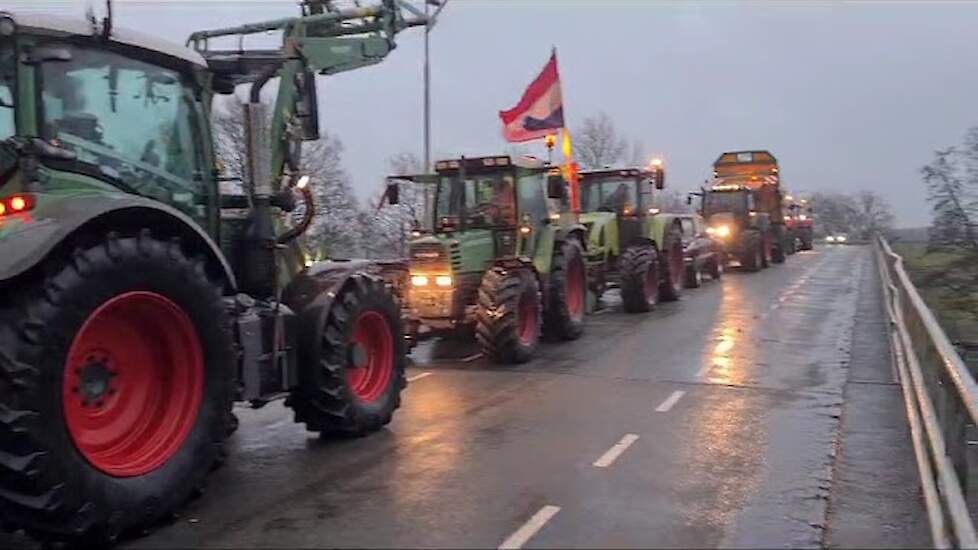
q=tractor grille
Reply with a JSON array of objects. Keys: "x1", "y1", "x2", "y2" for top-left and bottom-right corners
[
  {"x1": 410, "y1": 242, "x2": 450, "y2": 272},
  {"x1": 448, "y1": 241, "x2": 462, "y2": 271}
]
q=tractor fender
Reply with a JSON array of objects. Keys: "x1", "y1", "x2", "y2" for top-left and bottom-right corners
[
  {"x1": 0, "y1": 192, "x2": 236, "y2": 291},
  {"x1": 649, "y1": 214, "x2": 683, "y2": 252},
  {"x1": 533, "y1": 222, "x2": 587, "y2": 276},
  {"x1": 282, "y1": 258, "x2": 409, "y2": 368},
  {"x1": 554, "y1": 222, "x2": 589, "y2": 246}
]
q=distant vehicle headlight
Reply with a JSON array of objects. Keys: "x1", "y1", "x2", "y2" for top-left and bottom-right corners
[
  {"x1": 836, "y1": 235, "x2": 847, "y2": 243},
  {"x1": 826, "y1": 236, "x2": 836, "y2": 243}
]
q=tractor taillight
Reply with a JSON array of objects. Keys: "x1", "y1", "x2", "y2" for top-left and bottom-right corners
[{"x1": 0, "y1": 194, "x2": 33, "y2": 216}]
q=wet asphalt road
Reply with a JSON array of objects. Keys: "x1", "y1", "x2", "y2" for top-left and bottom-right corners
[{"x1": 1, "y1": 245, "x2": 929, "y2": 548}]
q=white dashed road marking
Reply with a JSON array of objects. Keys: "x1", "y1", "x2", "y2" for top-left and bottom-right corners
[
  {"x1": 498, "y1": 505, "x2": 561, "y2": 550},
  {"x1": 406, "y1": 372, "x2": 433, "y2": 383},
  {"x1": 592, "y1": 433, "x2": 640, "y2": 468},
  {"x1": 655, "y1": 390, "x2": 686, "y2": 412}
]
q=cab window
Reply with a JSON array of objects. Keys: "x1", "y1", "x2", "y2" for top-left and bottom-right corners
[
  {"x1": 38, "y1": 44, "x2": 206, "y2": 220},
  {"x1": 0, "y1": 41, "x2": 14, "y2": 140}
]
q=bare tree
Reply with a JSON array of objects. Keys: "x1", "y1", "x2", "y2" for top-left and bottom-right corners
[
  {"x1": 628, "y1": 140, "x2": 646, "y2": 167},
  {"x1": 574, "y1": 112, "x2": 628, "y2": 169},
  {"x1": 652, "y1": 189, "x2": 689, "y2": 213},
  {"x1": 924, "y1": 148, "x2": 975, "y2": 248},
  {"x1": 361, "y1": 151, "x2": 429, "y2": 259},
  {"x1": 855, "y1": 190, "x2": 894, "y2": 239},
  {"x1": 211, "y1": 97, "x2": 363, "y2": 260}
]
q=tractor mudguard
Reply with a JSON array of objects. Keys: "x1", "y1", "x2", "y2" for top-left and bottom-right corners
[
  {"x1": 533, "y1": 222, "x2": 587, "y2": 275},
  {"x1": 649, "y1": 213, "x2": 682, "y2": 251},
  {"x1": 0, "y1": 192, "x2": 237, "y2": 290},
  {"x1": 282, "y1": 258, "x2": 409, "y2": 367}
]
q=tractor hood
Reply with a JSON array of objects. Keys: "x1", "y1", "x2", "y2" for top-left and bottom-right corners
[{"x1": 409, "y1": 230, "x2": 495, "y2": 275}]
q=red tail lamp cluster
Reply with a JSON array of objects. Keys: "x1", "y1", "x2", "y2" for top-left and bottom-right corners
[{"x1": 0, "y1": 195, "x2": 34, "y2": 217}]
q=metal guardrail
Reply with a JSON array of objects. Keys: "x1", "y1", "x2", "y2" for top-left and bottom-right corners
[{"x1": 876, "y1": 237, "x2": 978, "y2": 548}]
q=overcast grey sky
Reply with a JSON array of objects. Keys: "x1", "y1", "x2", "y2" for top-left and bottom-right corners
[{"x1": 11, "y1": 1, "x2": 978, "y2": 227}]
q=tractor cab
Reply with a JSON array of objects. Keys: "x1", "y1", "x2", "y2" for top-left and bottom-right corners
[
  {"x1": 0, "y1": 11, "x2": 218, "y2": 237},
  {"x1": 579, "y1": 167, "x2": 664, "y2": 253}
]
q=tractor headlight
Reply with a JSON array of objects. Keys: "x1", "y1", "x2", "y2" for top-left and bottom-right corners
[
  {"x1": 411, "y1": 275, "x2": 430, "y2": 287},
  {"x1": 709, "y1": 225, "x2": 730, "y2": 238},
  {"x1": 799, "y1": 214, "x2": 808, "y2": 221},
  {"x1": 435, "y1": 275, "x2": 453, "y2": 287}
]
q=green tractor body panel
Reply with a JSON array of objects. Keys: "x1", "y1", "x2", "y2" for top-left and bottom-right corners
[
  {"x1": 579, "y1": 210, "x2": 619, "y2": 259},
  {"x1": 0, "y1": 187, "x2": 234, "y2": 287}
]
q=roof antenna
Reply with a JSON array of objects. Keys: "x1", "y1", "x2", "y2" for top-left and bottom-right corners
[{"x1": 101, "y1": 0, "x2": 113, "y2": 39}]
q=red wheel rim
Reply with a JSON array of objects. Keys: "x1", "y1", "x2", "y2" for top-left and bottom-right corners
[
  {"x1": 644, "y1": 261, "x2": 658, "y2": 306},
  {"x1": 347, "y1": 311, "x2": 395, "y2": 403},
  {"x1": 517, "y1": 288, "x2": 538, "y2": 346},
  {"x1": 63, "y1": 291, "x2": 204, "y2": 477},
  {"x1": 565, "y1": 257, "x2": 585, "y2": 321}
]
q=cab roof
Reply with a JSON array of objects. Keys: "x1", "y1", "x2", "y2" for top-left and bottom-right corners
[{"x1": 4, "y1": 11, "x2": 207, "y2": 68}]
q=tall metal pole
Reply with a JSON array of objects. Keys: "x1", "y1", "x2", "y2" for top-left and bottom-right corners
[{"x1": 423, "y1": 0, "x2": 431, "y2": 173}]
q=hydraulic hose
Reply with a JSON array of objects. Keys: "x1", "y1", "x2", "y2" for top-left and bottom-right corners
[{"x1": 276, "y1": 184, "x2": 314, "y2": 244}]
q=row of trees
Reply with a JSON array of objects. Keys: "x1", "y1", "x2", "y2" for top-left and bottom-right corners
[{"x1": 215, "y1": 95, "x2": 904, "y2": 260}]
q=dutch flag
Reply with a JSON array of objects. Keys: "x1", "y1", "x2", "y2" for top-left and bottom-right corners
[{"x1": 499, "y1": 50, "x2": 565, "y2": 143}]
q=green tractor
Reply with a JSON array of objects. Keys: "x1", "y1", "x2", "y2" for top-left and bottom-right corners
[
  {"x1": 386, "y1": 155, "x2": 588, "y2": 363},
  {"x1": 0, "y1": 3, "x2": 425, "y2": 545},
  {"x1": 577, "y1": 164, "x2": 686, "y2": 312}
]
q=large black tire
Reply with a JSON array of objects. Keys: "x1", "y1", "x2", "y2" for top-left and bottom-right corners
[
  {"x1": 544, "y1": 239, "x2": 586, "y2": 341},
  {"x1": 475, "y1": 267, "x2": 541, "y2": 364},
  {"x1": 772, "y1": 230, "x2": 786, "y2": 264},
  {"x1": 683, "y1": 262, "x2": 702, "y2": 288},
  {"x1": 708, "y1": 255, "x2": 724, "y2": 280},
  {"x1": 0, "y1": 230, "x2": 233, "y2": 545},
  {"x1": 288, "y1": 275, "x2": 406, "y2": 436},
  {"x1": 619, "y1": 244, "x2": 660, "y2": 313},
  {"x1": 759, "y1": 231, "x2": 771, "y2": 269},
  {"x1": 659, "y1": 226, "x2": 684, "y2": 302},
  {"x1": 742, "y1": 232, "x2": 763, "y2": 272},
  {"x1": 785, "y1": 235, "x2": 797, "y2": 256}
]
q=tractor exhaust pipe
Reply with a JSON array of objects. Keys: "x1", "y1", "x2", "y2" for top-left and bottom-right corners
[{"x1": 238, "y1": 73, "x2": 278, "y2": 298}]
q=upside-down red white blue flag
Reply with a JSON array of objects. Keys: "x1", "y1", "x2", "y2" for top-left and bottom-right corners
[{"x1": 499, "y1": 51, "x2": 565, "y2": 143}]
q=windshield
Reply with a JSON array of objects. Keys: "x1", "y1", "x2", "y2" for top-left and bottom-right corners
[
  {"x1": 434, "y1": 171, "x2": 517, "y2": 230},
  {"x1": 581, "y1": 177, "x2": 637, "y2": 213},
  {"x1": 38, "y1": 44, "x2": 205, "y2": 217},
  {"x1": 704, "y1": 190, "x2": 748, "y2": 214},
  {"x1": 0, "y1": 41, "x2": 14, "y2": 140}
]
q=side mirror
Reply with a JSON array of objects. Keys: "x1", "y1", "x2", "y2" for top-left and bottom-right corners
[
  {"x1": 546, "y1": 175, "x2": 566, "y2": 199},
  {"x1": 686, "y1": 194, "x2": 693, "y2": 206},
  {"x1": 386, "y1": 181, "x2": 400, "y2": 205},
  {"x1": 295, "y1": 69, "x2": 320, "y2": 141},
  {"x1": 653, "y1": 169, "x2": 666, "y2": 190}
]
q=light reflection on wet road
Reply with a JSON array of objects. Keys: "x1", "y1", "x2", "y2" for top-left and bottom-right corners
[{"x1": 0, "y1": 245, "x2": 927, "y2": 549}]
